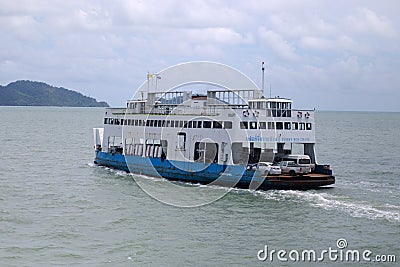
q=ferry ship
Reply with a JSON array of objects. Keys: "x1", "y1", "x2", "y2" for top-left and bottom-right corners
[{"x1": 93, "y1": 62, "x2": 334, "y2": 190}]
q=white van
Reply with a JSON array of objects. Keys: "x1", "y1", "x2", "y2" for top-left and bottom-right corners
[{"x1": 282, "y1": 154, "x2": 313, "y2": 170}]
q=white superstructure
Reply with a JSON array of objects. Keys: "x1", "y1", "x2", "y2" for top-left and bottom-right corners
[{"x1": 98, "y1": 88, "x2": 317, "y2": 167}]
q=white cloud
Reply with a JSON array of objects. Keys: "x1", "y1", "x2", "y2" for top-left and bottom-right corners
[
  {"x1": 300, "y1": 35, "x2": 371, "y2": 55},
  {"x1": 269, "y1": 14, "x2": 336, "y2": 38},
  {"x1": 0, "y1": 14, "x2": 41, "y2": 43},
  {"x1": 0, "y1": 0, "x2": 399, "y2": 110},
  {"x1": 185, "y1": 27, "x2": 253, "y2": 45},
  {"x1": 113, "y1": 0, "x2": 250, "y2": 28},
  {"x1": 348, "y1": 8, "x2": 398, "y2": 38},
  {"x1": 258, "y1": 27, "x2": 298, "y2": 61}
]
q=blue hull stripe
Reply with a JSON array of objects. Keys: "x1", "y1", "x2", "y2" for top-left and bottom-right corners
[{"x1": 94, "y1": 151, "x2": 333, "y2": 190}]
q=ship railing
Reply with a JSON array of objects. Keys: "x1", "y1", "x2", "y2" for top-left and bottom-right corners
[
  {"x1": 107, "y1": 105, "x2": 246, "y2": 116},
  {"x1": 106, "y1": 107, "x2": 315, "y2": 118},
  {"x1": 245, "y1": 108, "x2": 314, "y2": 118}
]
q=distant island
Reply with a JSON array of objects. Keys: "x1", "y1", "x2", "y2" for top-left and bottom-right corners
[{"x1": 0, "y1": 80, "x2": 109, "y2": 107}]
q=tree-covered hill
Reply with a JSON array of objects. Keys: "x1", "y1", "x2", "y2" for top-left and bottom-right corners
[{"x1": 0, "y1": 80, "x2": 109, "y2": 107}]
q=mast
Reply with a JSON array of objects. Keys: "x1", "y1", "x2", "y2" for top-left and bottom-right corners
[{"x1": 261, "y1": 61, "x2": 265, "y2": 94}]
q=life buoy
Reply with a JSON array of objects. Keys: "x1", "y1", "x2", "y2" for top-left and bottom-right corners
[
  {"x1": 253, "y1": 110, "x2": 259, "y2": 117},
  {"x1": 243, "y1": 110, "x2": 250, "y2": 117},
  {"x1": 297, "y1": 111, "x2": 302, "y2": 118},
  {"x1": 305, "y1": 112, "x2": 310, "y2": 119}
]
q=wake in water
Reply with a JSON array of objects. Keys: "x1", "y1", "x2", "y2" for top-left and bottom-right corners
[
  {"x1": 87, "y1": 162, "x2": 129, "y2": 175},
  {"x1": 89, "y1": 163, "x2": 399, "y2": 222},
  {"x1": 253, "y1": 190, "x2": 400, "y2": 223}
]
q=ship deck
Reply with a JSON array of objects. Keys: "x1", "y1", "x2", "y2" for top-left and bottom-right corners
[{"x1": 261, "y1": 173, "x2": 335, "y2": 190}]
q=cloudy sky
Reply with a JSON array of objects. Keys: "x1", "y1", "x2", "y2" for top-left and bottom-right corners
[{"x1": 1, "y1": 0, "x2": 399, "y2": 111}]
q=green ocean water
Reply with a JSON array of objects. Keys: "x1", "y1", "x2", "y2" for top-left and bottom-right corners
[{"x1": 0, "y1": 107, "x2": 399, "y2": 266}]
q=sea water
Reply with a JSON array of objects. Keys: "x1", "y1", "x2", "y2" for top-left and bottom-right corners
[{"x1": 0, "y1": 107, "x2": 399, "y2": 266}]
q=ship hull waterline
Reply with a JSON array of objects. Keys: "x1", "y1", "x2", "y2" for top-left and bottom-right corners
[{"x1": 94, "y1": 151, "x2": 335, "y2": 190}]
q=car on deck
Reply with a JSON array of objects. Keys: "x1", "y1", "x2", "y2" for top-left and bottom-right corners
[
  {"x1": 276, "y1": 161, "x2": 311, "y2": 176},
  {"x1": 257, "y1": 162, "x2": 282, "y2": 176}
]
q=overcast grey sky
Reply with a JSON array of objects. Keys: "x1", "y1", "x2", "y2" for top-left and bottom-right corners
[{"x1": 1, "y1": 0, "x2": 399, "y2": 111}]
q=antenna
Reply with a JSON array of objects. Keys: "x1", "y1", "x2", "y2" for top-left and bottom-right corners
[{"x1": 261, "y1": 61, "x2": 265, "y2": 93}]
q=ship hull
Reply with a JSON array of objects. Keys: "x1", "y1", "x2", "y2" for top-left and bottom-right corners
[{"x1": 94, "y1": 151, "x2": 335, "y2": 190}]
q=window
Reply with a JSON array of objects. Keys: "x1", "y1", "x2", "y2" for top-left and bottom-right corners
[
  {"x1": 157, "y1": 120, "x2": 162, "y2": 127},
  {"x1": 259, "y1": 122, "x2": 266, "y2": 129},
  {"x1": 232, "y1": 142, "x2": 247, "y2": 164},
  {"x1": 292, "y1": 122, "x2": 298, "y2": 130},
  {"x1": 196, "y1": 121, "x2": 202, "y2": 128},
  {"x1": 188, "y1": 121, "x2": 193, "y2": 128},
  {"x1": 284, "y1": 122, "x2": 291, "y2": 130},
  {"x1": 268, "y1": 122, "x2": 275, "y2": 129},
  {"x1": 299, "y1": 123, "x2": 305, "y2": 130},
  {"x1": 104, "y1": 118, "x2": 108, "y2": 124},
  {"x1": 299, "y1": 158, "x2": 311, "y2": 164},
  {"x1": 213, "y1": 121, "x2": 222, "y2": 129},
  {"x1": 177, "y1": 132, "x2": 186, "y2": 150},
  {"x1": 194, "y1": 142, "x2": 218, "y2": 163},
  {"x1": 240, "y1": 121, "x2": 248, "y2": 129},
  {"x1": 203, "y1": 121, "x2": 212, "y2": 128},
  {"x1": 224, "y1": 121, "x2": 232, "y2": 129},
  {"x1": 306, "y1": 123, "x2": 312, "y2": 130},
  {"x1": 276, "y1": 122, "x2": 283, "y2": 130},
  {"x1": 161, "y1": 140, "x2": 168, "y2": 159},
  {"x1": 249, "y1": 122, "x2": 257, "y2": 129}
]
